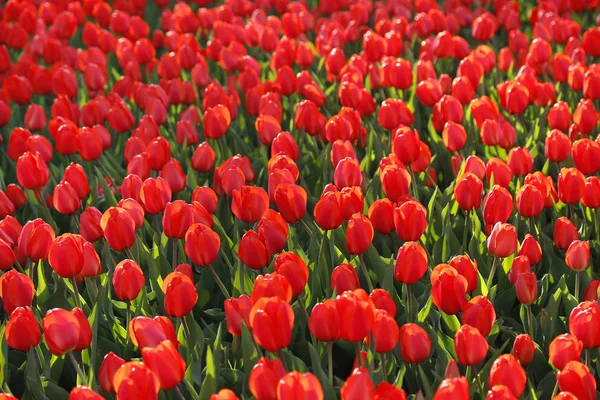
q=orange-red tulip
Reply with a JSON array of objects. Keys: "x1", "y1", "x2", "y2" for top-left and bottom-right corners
[
  {"x1": 112, "y1": 362, "x2": 160, "y2": 400},
  {"x1": 5, "y1": 306, "x2": 41, "y2": 351},
  {"x1": 249, "y1": 296, "x2": 294, "y2": 352}
]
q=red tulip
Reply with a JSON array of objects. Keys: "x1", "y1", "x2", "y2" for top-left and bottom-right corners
[
  {"x1": 185, "y1": 223, "x2": 220, "y2": 266},
  {"x1": 0, "y1": 270, "x2": 34, "y2": 314},
  {"x1": 231, "y1": 186, "x2": 269, "y2": 223},
  {"x1": 98, "y1": 352, "x2": 126, "y2": 393},
  {"x1": 16, "y1": 151, "x2": 50, "y2": 190},
  {"x1": 64, "y1": 163, "x2": 90, "y2": 199},
  {"x1": 191, "y1": 142, "x2": 216, "y2": 173},
  {"x1": 399, "y1": 323, "x2": 432, "y2": 363},
  {"x1": 112, "y1": 362, "x2": 160, "y2": 400},
  {"x1": 488, "y1": 354, "x2": 526, "y2": 398},
  {"x1": 331, "y1": 264, "x2": 360, "y2": 294},
  {"x1": 249, "y1": 296, "x2": 294, "y2": 352},
  {"x1": 345, "y1": 213, "x2": 374, "y2": 255},
  {"x1": 314, "y1": 191, "x2": 344, "y2": 230},
  {"x1": 462, "y1": 295, "x2": 496, "y2": 336},
  {"x1": 336, "y1": 289, "x2": 375, "y2": 342},
  {"x1": 248, "y1": 357, "x2": 286, "y2": 400},
  {"x1": 515, "y1": 272, "x2": 538, "y2": 304},
  {"x1": 558, "y1": 168, "x2": 585, "y2": 204},
  {"x1": 431, "y1": 264, "x2": 468, "y2": 315},
  {"x1": 5, "y1": 306, "x2": 41, "y2": 352},
  {"x1": 128, "y1": 316, "x2": 179, "y2": 350},
  {"x1": 334, "y1": 158, "x2": 363, "y2": 189},
  {"x1": 100, "y1": 207, "x2": 136, "y2": 251},
  {"x1": 341, "y1": 367, "x2": 375, "y2": 400},
  {"x1": 274, "y1": 184, "x2": 307, "y2": 224},
  {"x1": 394, "y1": 241, "x2": 428, "y2": 285},
  {"x1": 368, "y1": 309, "x2": 399, "y2": 353},
  {"x1": 224, "y1": 295, "x2": 252, "y2": 337},
  {"x1": 251, "y1": 273, "x2": 292, "y2": 304},
  {"x1": 454, "y1": 173, "x2": 483, "y2": 211},
  {"x1": 277, "y1": 372, "x2": 324, "y2": 400},
  {"x1": 113, "y1": 259, "x2": 144, "y2": 301},
  {"x1": 512, "y1": 334, "x2": 535, "y2": 365},
  {"x1": 554, "y1": 217, "x2": 579, "y2": 250},
  {"x1": 309, "y1": 299, "x2": 340, "y2": 342},
  {"x1": 42, "y1": 308, "x2": 81, "y2": 356},
  {"x1": 142, "y1": 339, "x2": 186, "y2": 390},
  {"x1": 549, "y1": 334, "x2": 583, "y2": 370},
  {"x1": 545, "y1": 130, "x2": 571, "y2": 163},
  {"x1": 565, "y1": 240, "x2": 590, "y2": 271},
  {"x1": 273, "y1": 252, "x2": 308, "y2": 298},
  {"x1": 140, "y1": 177, "x2": 172, "y2": 214},
  {"x1": 487, "y1": 223, "x2": 518, "y2": 258},
  {"x1": 569, "y1": 301, "x2": 600, "y2": 348},
  {"x1": 557, "y1": 361, "x2": 596, "y2": 400},
  {"x1": 368, "y1": 199, "x2": 395, "y2": 235},
  {"x1": 516, "y1": 184, "x2": 544, "y2": 218},
  {"x1": 48, "y1": 233, "x2": 84, "y2": 278}
]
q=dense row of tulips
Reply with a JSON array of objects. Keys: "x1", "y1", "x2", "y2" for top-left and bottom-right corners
[{"x1": 1, "y1": 0, "x2": 600, "y2": 399}]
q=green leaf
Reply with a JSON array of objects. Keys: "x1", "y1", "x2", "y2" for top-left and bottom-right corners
[
  {"x1": 417, "y1": 296, "x2": 433, "y2": 324},
  {"x1": 198, "y1": 346, "x2": 217, "y2": 400},
  {"x1": 307, "y1": 343, "x2": 336, "y2": 400}
]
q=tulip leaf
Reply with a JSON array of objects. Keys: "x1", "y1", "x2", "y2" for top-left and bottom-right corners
[
  {"x1": 307, "y1": 343, "x2": 336, "y2": 400},
  {"x1": 240, "y1": 323, "x2": 258, "y2": 377},
  {"x1": 417, "y1": 296, "x2": 433, "y2": 324},
  {"x1": 198, "y1": 345, "x2": 217, "y2": 400}
]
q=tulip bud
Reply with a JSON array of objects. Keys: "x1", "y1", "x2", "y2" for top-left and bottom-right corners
[
  {"x1": 19, "y1": 218, "x2": 55, "y2": 261},
  {"x1": 346, "y1": 213, "x2": 374, "y2": 255},
  {"x1": 454, "y1": 173, "x2": 484, "y2": 211},
  {"x1": 98, "y1": 352, "x2": 126, "y2": 393},
  {"x1": 554, "y1": 217, "x2": 578, "y2": 250},
  {"x1": 184, "y1": 223, "x2": 220, "y2": 267},
  {"x1": 249, "y1": 297, "x2": 294, "y2": 352},
  {"x1": 549, "y1": 334, "x2": 583, "y2": 370},
  {"x1": 399, "y1": 323, "x2": 432, "y2": 363},
  {"x1": 142, "y1": 340, "x2": 186, "y2": 390},
  {"x1": 112, "y1": 362, "x2": 160, "y2": 399},
  {"x1": 248, "y1": 357, "x2": 286, "y2": 400},
  {"x1": 462, "y1": 295, "x2": 496, "y2": 337},
  {"x1": 224, "y1": 295, "x2": 252, "y2": 337},
  {"x1": 565, "y1": 240, "x2": 590, "y2": 271},
  {"x1": 431, "y1": 264, "x2": 468, "y2": 315},
  {"x1": 488, "y1": 354, "x2": 526, "y2": 398},
  {"x1": 487, "y1": 223, "x2": 518, "y2": 258},
  {"x1": 569, "y1": 301, "x2": 600, "y2": 348},
  {"x1": 395, "y1": 241, "x2": 428, "y2": 285},
  {"x1": 557, "y1": 361, "x2": 596, "y2": 400},
  {"x1": 341, "y1": 367, "x2": 375, "y2": 400},
  {"x1": 100, "y1": 207, "x2": 136, "y2": 251},
  {"x1": 48, "y1": 233, "x2": 84, "y2": 278},
  {"x1": 512, "y1": 334, "x2": 535, "y2": 365},
  {"x1": 5, "y1": 306, "x2": 41, "y2": 352}
]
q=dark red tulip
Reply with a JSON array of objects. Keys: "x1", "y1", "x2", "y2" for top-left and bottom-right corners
[{"x1": 5, "y1": 184, "x2": 26, "y2": 209}]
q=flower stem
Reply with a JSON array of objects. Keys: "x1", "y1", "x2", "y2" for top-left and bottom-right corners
[
  {"x1": 68, "y1": 352, "x2": 87, "y2": 383},
  {"x1": 358, "y1": 254, "x2": 374, "y2": 292},
  {"x1": 575, "y1": 272, "x2": 580, "y2": 302},
  {"x1": 207, "y1": 264, "x2": 230, "y2": 298},
  {"x1": 327, "y1": 342, "x2": 334, "y2": 386},
  {"x1": 71, "y1": 277, "x2": 83, "y2": 309},
  {"x1": 277, "y1": 349, "x2": 289, "y2": 371},
  {"x1": 526, "y1": 304, "x2": 534, "y2": 339},
  {"x1": 486, "y1": 257, "x2": 499, "y2": 296},
  {"x1": 354, "y1": 342, "x2": 362, "y2": 367}
]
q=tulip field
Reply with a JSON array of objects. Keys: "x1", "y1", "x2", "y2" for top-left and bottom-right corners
[{"x1": 4, "y1": 0, "x2": 600, "y2": 399}]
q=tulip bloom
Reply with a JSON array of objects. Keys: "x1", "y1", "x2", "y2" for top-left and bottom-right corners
[
  {"x1": 433, "y1": 377, "x2": 469, "y2": 400},
  {"x1": 79, "y1": 207, "x2": 103, "y2": 242},
  {"x1": 488, "y1": 354, "x2": 526, "y2": 398},
  {"x1": 184, "y1": 223, "x2": 220, "y2": 266},
  {"x1": 112, "y1": 260, "x2": 144, "y2": 301},
  {"x1": 487, "y1": 223, "x2": 518, "y2": 258},
  {"x1": 239, "y1": 230, "x2": 270, "y2": 270},
  {"x1": 53, "y1": 181, "x2": 81, "y2": 215},
  {"x1": 42, "y1": 308, "x2": 82, "y2": 356},
  {"x1": 277, "y1": 372, "x2": 324, "y2": 400},
  {"x1": 569, "y1": 301, "x2": 600, "y2": 348},
  {"x1": 19, "y1": 218, "x2": 55, "y2": 261},
  {"x1": 557, "y1": 361, "x2": 597, "y2": 400},
  {"x1": 251, "y1": 273, "x2": 293, "y2": 305},
  {"x1": 336, "y1": 289, "x2": 376, "y2": 342},
  {"x1": 100, "y1": 207, "x2": 136, "y2": 251},
  {"x1": 273, "y1": 252, "x2": 308, "y2": 298},
  {"x1": 98, "y1": 352, "x2": 126, "y2": 393},
  {"x1": 454, "y1": 173, "x2": 483, "y2": 211},
  {"x1": 399, "y1": 323, "x2": 432, "y2": 363},
  {"x1": 558, "y1": 168, "x2": 585, "y2": 204},
  {"x1": 224, "y1": 295, "x2": 252, "y2": 337},
  {"x1": 314, "y1": 191, "x2": 344, "y2": 230},
  {"x1": 248, "y1": 357, "x2": 286, "y2": 400},
  {"x1": 48, "y1": 234, "x2": 84, "y2": 278},
  {"x1": 5, "y1": 306, "x2": 41, "y2": 351},
  {"x1": 394, "y1": 241, "x2": 428, "y2": 285},
  {"x1": 257, "y1": 210, "x2": 288, "y2": 256},
  {"x1": 519, "y1": 234, "x2": 542, "y2": 265},
  {"x1": 16, "y1": 151, "x2": 49, "y2": 190},
  {"x1": 274, "y1": 184, "x2": 307, "y2": 224},
  {"x1": 549, "y1": 334, "x2": 583, "y2": 370},
  {"x1": 393, "y1": 200, "x2": 427, "y2": 241},
  {"x1": 128, "y1": 316, "x2": 179, "y2": 350},
  {"x1": 309, "y1": 299, "x2": 340, "y2": 342},
  {"x1": 431, "y1": 264, "x2": 468, "y2": 315},
  {"x1": 368, "y1": 309, "x2": 399, "y2": 353},
  {"x1": 565, "y1": 241, "x2": 590, "y2": 271},
  {"x1": 462, "y1": 295, "x2": 496, "y2": 337},
  {"x1": 345, "y1": 213, "x2": 374, "y2": 255},
  {"x1": 140, "y1": 177, "x2": 172, "y2": 214},
  {"x1": 454, "y1": 324, "x2": 488, "y2": 365},
  {"x1": 141, "y1": 340, "x2": 186, "y2": 390},
  {"x1": 331, "y1": 264, "x2": 360, "y2": 294},
  {"x1": 0, "y1": 270, "x2": 35, "y2": 314},
  {"x1": 515, "y1": 272, "x2": 538, "y2": 304},
  {"x1": 368, "y1": 199, "x2": 395, "y2": 235},
  {"x1": 112, "y1": 362, "x2": 160, "y2": 400},
  {"x1": 554, "y1": 217, "x2": 579, "y2": 250},
  {"x1": 231, "y1": 186, "x2": 269, "y2": 223},
  {"x1": 249, "y1": 297, "x2": 294, "y2": 352},
  {"x1": 516, "y1": 184, "x2": 544, "y2": 218},
  {"x1": 512, "y1": 334, "x2": 535, "y2": 365},
  {"x1": 340, "y1": 367, "x2": 375, "y2": 400}
]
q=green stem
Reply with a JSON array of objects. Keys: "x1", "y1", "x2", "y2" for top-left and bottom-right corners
[
  {"x1": 408, "y1": 165, "x2": 419, "y2": 201},
  {"x1": 486, "y1": 257, "x2": 499, "y2": 296},
  {"x1": 207, "y1": 264, "x2": 230, "y2": 298},
  {"x1": 526, "y1": 304, "x2": 534, "y2": 339},
  {"x1": 174, "y1": 386, "x2": 186, "y2": 400},
  {"x1": 575, "y1": 272, "x2": 580, "y2": 302},
  {"x1": 406, "y1": 284, "x2": 414, "y2": 323},
  {"x1": 327, "y1": 342, "x2": 334, "y2": 386},
  {"x1": 172, "y1": 239, "x2": 178, "y2": 268},
  {"x1": 68, "y1": 352, "x2": 87, "y2": 383},
  {"x1": 277, "y1": 350, "x2": 289, "y2": 371},
  {"x1": 358, "y1": 254, "x2": 374, "y2": 292},
  {"x1": 71, "y1": 277, "x2": 83, "y2": 309},
  {"x1": 354, "y1": 342, "x2": 362, "y2": 367},
  {"x1": 586, "y1": 348, "x2": 591, "y2": 367},
  {"x1": 126, "y1": 301, "x2": 131, "y2": 331},
  {"x1": 462, "y1": 211, "x2": 469, "y2": 252},
  {"x1": 380, "y1": 353, "x2": 387, "y2": 381}
]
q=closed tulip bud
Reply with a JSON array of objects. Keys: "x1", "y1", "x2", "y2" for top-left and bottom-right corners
[
  {"x1": 42, "y1": 308, "x2": 81, "y2": 356},
  {"x1": 112, "y1": 362, "x2": 160, "y2": 400},
  {"x1": 399, "y1": 323, "x2": 432, "y2": 363},
  {"x1": 431, "y1": 264, "x2": 468, "y2": 315},
  {"x1": 0, "y1": 271, "x2": 34, "y2": 314},
  {"x1": 433, "y1": 377, "x2": 469, "y2": 400},
  {"x1": 5, "y1": 184, "x2": 25, "y2": 209},
  {"x1": 5, "y1": 306, "x2": 41, "y2": 351},
  {"x1": 336, "y1": 289, "x2": 375, "y2": 342},
  {"x1": 393, "y1": 200, "x2": 427, "y2": 241},
  {"x1": 340, "y1": 187, "x2": 364, "y2": 220},
  {"x1": 0, "y1": 240, "x2": 15, "y2": 271},
  {"x1": 274, "y1": 252, "x2": 308, "y2": 298},
  {"x1": 113, "y1": 259, "x2": 144, "y2": 301},
  {"x1": 68, "y1": 386, "x2": 104, "y2": 400},
  {"x1": 251, "y1": 273, "x2": 292, "y2": 304},
  {"x1": 519, "y1": 234, "x2": 542, "y2": 265},
  {"x1": 185, "y1": 223, "x2": 220, "y2": 267},
  {"x1": 334, "y1": 158, "x2": 363, "y2": 189},
  {"x1": 565, "y1": 240, "x2": 590, "y2": 271},
  {"x1": 391, "y1": 127, "x2": 421, "y2": 164},
  {"x1": 346, "y1": 213, "x2": 374, "y2": 255},
  {"x1": 549, "y1": 334, "x2": 583, "y2": 370},
  {"x1": 191, "y1": 142, "x2": 216, "y2": 173},
  {"x1": 277, "y1": 372, "x2": 324, "y2": 400},
  {"x1": 573, "y1": 139, "x2": 600, "y2": 175},
  {"x1": 331, "y1": 264, "x2": 360, "y2": 294},
  {"x1": 120, "y1": 174, "x2": 143, "y2": 203},
  {"x1": 128, "y1": 316, "x2": 179, "y2": 350},
  {"x1": 488, "y1": 355, "x2": 526, "y2": 398},
  {"x1": 224, "y1": 295, "x2": 252, "y2": 337},
  {"x1": 239, "y1": 230, "x2": 270, "y2": 270},
  {"x1": 545, "y1": 130, "x2": 571, "y2": 163},
  {"x1": 159, "y1": 158, "x2": 186, "y2": 194},
  {"x1": 248, "y1": 357, "x2": 286, "y2": 400},
  {"x1": 192, "y1": 186, "x2": 218, "y2": 214},
  {"x1": 79, "y1": 207, "x2": 103, "y2": 242},
  {"x1": 374, "y1": 382, "x2": 407, "y2": 399},
  {"x1": 16, "y1": 151, "x2": 49, "y2": 190},
  {"x1": 71, "y1": 307, "x2": 92, "y2": 351},
  {"x1": 117, "y1": 199, "x2": 145, "y2": 230},
  {"x1": 454, "y1": 173, "x2": 483, "y2": 211},
  {"x1": 204, "y1": 105, "x2": 231, "y2": 140},
  {"x1": 557, "y1": 361, "x2": 596, "y2": 400},
  {"x1": 395, "y1": 241, "x2": 428, "y2": 285},
  {"x1": 582, "y1": 176, "x2": 600, "y2": 208},
  {"x1": 449, "y1": 255, "x2": 478, "y2": 293},
  {"x1": 488, "y1": 223, "x2": 518, "y2": 258},
  {"x1": 341, "y1": 367, "x2": 375, "y2": 400},
  {"x1": 271, "y1": 132, "x2": 299, "y2": 161},
  {"x1": 308, "y1": 299, "x2": 340, "y2": 342},
  {"x1": 98, "y1": 352, "x2": 126, "y2": 393},
  {"x1": 78, "y1": 127, "x2": 103, "y2": 162},
  {"x1": 442, "y1": 121, "x2": 467, "y2": 152},
  {"x1": 274, "y1": 184, "x2": 307, "y2": 224},
  {"x1": 249, "y1": 297, "x2": 294, "y2": 352},
  {"x1": 368, "y1": 309, "x2": 399, "y2": 353},
  {"x1": 507, "y1": 147, "x2": 533, "y2": 177},
  {"x1": 368, "y1": 199, "x2": 395, "y2": 235},
  {"x1": 257, "y1": 210, "x2": 288, "y2": 256},
  {"x1": 141, "y1": 339, "x2": 186, "y2": 390},
  {"x1": 231, "y1": 186, "x2": 269, "y2": 223},
  {"x1": 314, "y1": 191, "x2": 344, "y2": 230},
  {"x1": 369, "y1": 289, "x2": 396, "y2": 317},
  {"x1": 381, "y1": 165, "x2": 411, "y2": 202},
  {"x1": 515, "y1": 272, "x2": 538, "y2": 304},
  {"x1": 462, "y1": 295, "x2": 496, "y2": 336},
  {"x1": 0, "y1": 217, "x2": 21, "y2": 248},
  {"x1": 64, "y1": 163, "x2": 90, "y2": 199},
  {"x1": 140, "y1": 177, "x2": 171, "y2": 214},
  {"x1": 569, "y1": 301, "x2": 600, "y2": 348},
  {"x1": 558, "y1": 168, "x2": 585, "y2": 204},
  {"x1": 19, "y1": 218, "x2": 55, "y2": 261},
  {"x1": 508, "y1": 255, "x2": 531, "y2": 285},
  {"x1": 53, "y1": 181, "x2": 81, "y2": 215},
  {"x1": 548, "y1": 102, "x2": 572, "y2": 132},
  {"x1": 584, "y1": 280, "x2": 600, "y2": 301},
  {"x1": 512, "y1": 334, "x2": 535, "y2": 365},
  {"x1": 516, "y1": 184, "x2": 544, "y2": 218},
  {"x1": 100, "y1": 207, "x2": 136, "y2": 251},
  {"x1": 573, "y1": 99, "x2": 599, "y2": 135},
  {"x1": 554, "y1": 217, "x2": 579, "y2": 250},
  {"x1": 483, "y1": 185, "x2": 513, "y2": 225},
  {"x1": 48, "y1": 234, "x2": 84, "y2": 278}
]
